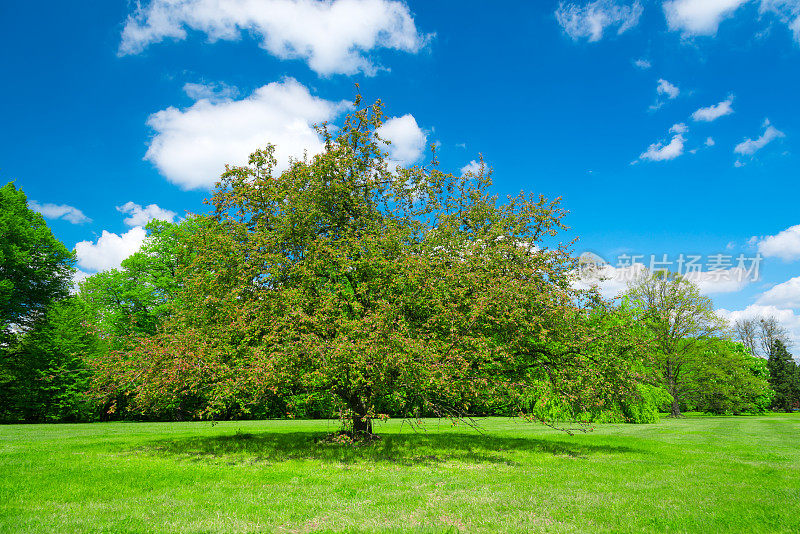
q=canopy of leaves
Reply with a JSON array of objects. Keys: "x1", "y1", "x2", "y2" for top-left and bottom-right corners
[
  {"x1": 93, "y1": 99, "x2": 648, "y2": 433},
  {"x1": 0, "y1": 297, "x2": 100, "y2": 422},
  {"x1": 625, "y1": 270, "x2": 726, "y2": 417},
  {"x1": 680, "y1": 339, "x2": 774, "y2": 415},
  {"x1": 767, "y1": 340, "x2": 799, "y2": 412},
  {"x1": 0, "y1": 183, "x2": 75, "y2": 339},
  {"x1": 80, "y1": 220, "x2": 191, "y2": 341}
]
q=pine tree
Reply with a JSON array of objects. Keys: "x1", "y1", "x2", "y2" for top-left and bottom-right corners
[{"x1": 767, "y1": 340, "x2": 798, "y2": 411}]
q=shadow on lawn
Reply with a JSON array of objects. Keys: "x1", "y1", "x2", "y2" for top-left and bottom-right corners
[{"x1": 139, "y1": 430, "x2": 640, "y2": 466}]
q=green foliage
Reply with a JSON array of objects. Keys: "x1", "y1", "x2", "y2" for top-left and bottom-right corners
[
  {"x1": 625, "y1": 270, "x2": 726, "y2": 417},
  {"x1": 0, "y1": 298, "x2": 100, "y2": 422},
  {"x1": 680, "y1": 339, "x2": 774, "y2": 415},
  {"x1": 93, "y1": 100, "x2": 647, "y2": 433},
  {"x1": 0, "y1": 183, "x2": 75, "y2": 339},
  {"x1": 620, "y1": 383, "x2": 673, "y2": 423},
  {"x1": 767, "y1": 340, "x2": 799, "y2": 412},
  {"x1": 80, "y1": 220, "x2": 190, "y2": 340}
]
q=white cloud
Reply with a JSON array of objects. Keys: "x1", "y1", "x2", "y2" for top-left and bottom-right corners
[
  {"x1": 663, "y1": 0, "x2": 748, "y2": 36},
  {"x1": 460, "y1": 160, "x2": 484, "y2": 176},
  {"x1": 375, "y1": 114, "x2": 427, "y2": 167},
  {"x1": 692, "y1": 96, "x2": 735, "y2": 122},
  {"x1": 657, "y1": 78, "x2": 680, "y2": 99},
  {"x1": 670, "y1": 122, "x2": 689, "y2": 134},
  {"x1": 573, "y1": 260, "x2": 647, "y2": 298},
  {"x1": 633, "y1": 58, "x2": 651, "y2": 69},
  {"x1": 683, "y1": 267, "x2": 752, "y2": 294},
  {"x1": 183, "y1": 81, "x2": 239, "y2": 102},
  {"x1": 574, "y1": 254, "x2": 752, "y2": 298},
  {"x1": 705, "y1": 136, "x2": 716, "y2": 146},
  {"x1": 639, "y1": 123, "x2": 687, "y2": 161},
  {"x1": 71, "y1": 269, "x2": 93, "y2": 290},
  {"x1": 119, "y1": 0, "x2": 429, "y2": 76},
  {"x1": 29, "y1": 201, "x2": 91, "y2": 225},
  {"x1": 555, "y1": 0, "x2": 643, "y2": 42},
  {"x1": 75, "y1": 227, "x2": 148, "y2": 272},
  {"x1": 717, "y1": 304, "x2": 800, "y2": 353},
  {"x1": 757, "y1": 276, "x2": 800, "y2": 308},
  {"x1": 145, "y1": 78, "x2": 349, "y2": 190},
  {"x1": 664, "y1": 0, "x2": 800, "y2": 43},
  {"x1": 756, "y1": 224, "x2": 800, "y2": 260},
  {"x1": 116, "y1": 202, "x2": 178, "y2": 227},
  {"x1": 760, "y1": 0, "x2": 800, "y2": 44},
  {"x1": 735, "y1": 119, "x2": 786, "y2": 155}
]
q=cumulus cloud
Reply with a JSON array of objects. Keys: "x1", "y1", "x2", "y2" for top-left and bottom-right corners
[
  {"x1": 756, "y1": 224, "x2": 800, "y2": 260},
  {"x1": 663, "y1": 0, "x2": 748, "y2": 36},
  {"x1": 460, "y1": 160, "x2": 484, "y2": 176},
  {"x1": 145, "y1": 78, "x2": 349, "y2": 190},
  {"x1": 572, "y1": 258, "x2": 647, "y2": 298},
  {"x1": 683, "y1": 267, "x2": 753, "y2": 294},
  {"x1": 705, "y1": 137, "x2": 716, "y2": 146},
  {"x1": 639, "y1": 123, "x2": 687, "y2": 162},
  {"x1": 29, "y1": 201, "x2": 91, "y2": 225},
  {"x1": 375, "y1": 114, "x2": 427, "y2": 167},
  {"x1": 663, "y1": 0, "x2": 800, "y2": 43},
  {"x1": 75, "y1": 227, "x2": 148, "y2": 272},
  {"x1": 657, "y1": 78, "x2": 680, "y2": 99},
  {"x1": 574, "y1": 254, "x2": 752, "y2": 297},
  {"x1": 119, "y1": 0, "x2": 429, "y2": 76},
  {"x1": 692, "y1": 95, "x2": 735, "y2": 122},
  {"x1": 734, "y1": 119, "x2": 786, "y2": 156},
  {"x1": 633, "y1": 58, "x2": 652, "y2": 69},
  {"x1": 116, "y1": 201, "x2": 178, "y2": 227},
  {"x1": 555, "y1": 0, "x2": 643, "y2": 42},
  {"x1": 757, "y1": 276, "x2": 800, "y2": 308}
]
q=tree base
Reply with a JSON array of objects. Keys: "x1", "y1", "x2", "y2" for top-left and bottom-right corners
[{"x1": 316, "y1": 431, "x2": 382, "y2": 445}]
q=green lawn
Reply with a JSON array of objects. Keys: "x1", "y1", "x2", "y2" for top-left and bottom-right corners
[{"x1": 1, "y1": 414, "x2": 799, "y2": 533}]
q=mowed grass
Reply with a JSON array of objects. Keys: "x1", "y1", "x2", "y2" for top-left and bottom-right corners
[{"x1": 1, "y1": 415, "x2": 799, "y2": 533}]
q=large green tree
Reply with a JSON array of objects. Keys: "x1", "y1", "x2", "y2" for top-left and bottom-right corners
[
  {"x1": 625, "y1": 270, "x2": 726, "y2": 417},
  {"x1": 680, "y1": 339, "x2": 774, "y2": 414},
  {"x1": 95, "y1": 99, "x2": 647, "y2": 434},
  {"x1": 0, "y1": 182, "x2": 97, "y2": 422},
  {"x1": 0, "y1": 183, "x2": 75, "y2": 339}
]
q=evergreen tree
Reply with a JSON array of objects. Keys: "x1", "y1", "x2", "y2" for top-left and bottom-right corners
[{"x1": 767, "y1": 340, "x2": 798, "y2": 412}]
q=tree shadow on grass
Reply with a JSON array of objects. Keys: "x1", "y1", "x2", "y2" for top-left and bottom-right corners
[{"x1": 136, "y1": 430, "x2": 641, "y2": 466}]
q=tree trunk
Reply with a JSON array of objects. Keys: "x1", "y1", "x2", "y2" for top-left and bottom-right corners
[
  {"x1": 352, "y1": 414, "x2": 373, "y2": 436},
  {"x1": 667, "y1": 363, "x2": 682, "y2": 417}
]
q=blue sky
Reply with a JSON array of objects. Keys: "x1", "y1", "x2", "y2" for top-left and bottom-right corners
[{"x1": 2, "y1": 0, "x2": 799, "y2": 351}]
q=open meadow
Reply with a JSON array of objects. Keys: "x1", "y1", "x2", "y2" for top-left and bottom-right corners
[{"x1": 2, "y1": 414, "x2": 799, "y2": 533}]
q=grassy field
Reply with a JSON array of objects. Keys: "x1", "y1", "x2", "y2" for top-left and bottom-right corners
[{"x1": 1, "y1": 414, "x2": 799, "y2": 533}]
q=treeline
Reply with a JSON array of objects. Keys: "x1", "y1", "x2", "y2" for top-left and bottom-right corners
[{"x1": 1, "y1": 103, "x2": 797, "y2": 429}]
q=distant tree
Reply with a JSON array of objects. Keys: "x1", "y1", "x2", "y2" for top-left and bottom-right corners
[
  {"x1": 0, "y1": 183, "x2": 92, "y2": 422},
  {"x1": 94, "y1": 99, "x2": 647, "y2": 435},
  {"x1": 80, "y1": 219, "x2": 189, "y2": 341},
  {"x1": 680, "y1": 339, "x2": 774, "y2": 414},
  {"x1": 767, "y1": 340, "x2": 799, "y2": 412},
  {"x1": 733, "y1": 317, "x2": 759, "y2": 356},
  {"x1": 0, "y1": 183, "x2": 75, "y2": 340},
  {"x1": 625, "y1": 270, "x2": 726, "y2": 417},
  {"x1": 759, "y1": 317, "x2": 791, "y2": 359},
  {"x1": 0, "y1": 297, "x2": 100, "y2": 422}
]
